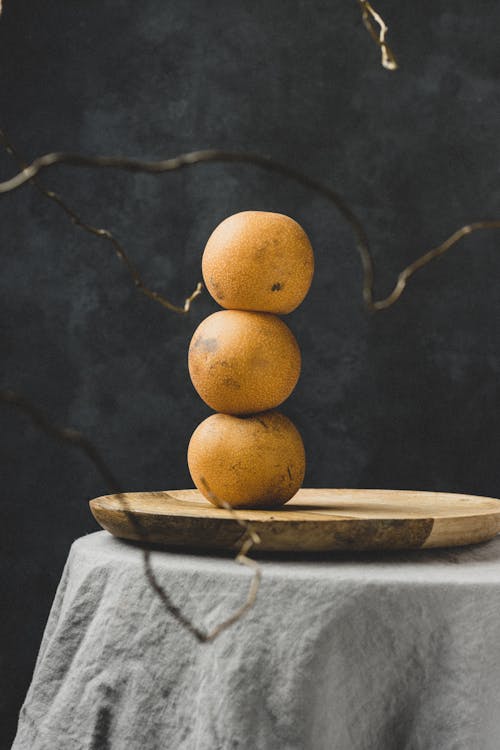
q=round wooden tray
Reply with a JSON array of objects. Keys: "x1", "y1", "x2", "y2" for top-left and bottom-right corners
[{"x1": 89, "y1": 488, "x2": 500, "y2": 552}]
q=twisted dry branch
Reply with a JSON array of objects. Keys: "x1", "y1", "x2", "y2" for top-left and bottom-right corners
[
  {"x1": 0, "y1": 130, "x2": 203, "y2": 314},
  {"x1": 1, "y1": 143, "x2": 500, "y2": 312},
  {"x1": 0, "y1": 389, "x2": 261, "y2": 643}
]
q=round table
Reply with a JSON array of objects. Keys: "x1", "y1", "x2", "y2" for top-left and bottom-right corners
[{"x1": 12, "y1": 531, "x2": 500, "y2": 750}]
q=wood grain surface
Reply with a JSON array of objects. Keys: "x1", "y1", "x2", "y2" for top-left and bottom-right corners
[{"x1": 89, "y1": 488, "x2": 500, "y2": 552}]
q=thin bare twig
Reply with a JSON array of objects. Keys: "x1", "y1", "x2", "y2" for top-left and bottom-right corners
[
  {"x1": 1, "y1": 389, "x2": 261, "y2": 643},
  {"x1": 198, "y1": 478, "x2": 261, "y2": 641},
  {"x1": 1, "y1": 142, "x2": 499, "y2": 312},
  {"x1": 358, "y1": 0, "x2": 398, "y2": 71},
  {"x1": 0, "y1": 130, "x2": 203, "y2": 315}
]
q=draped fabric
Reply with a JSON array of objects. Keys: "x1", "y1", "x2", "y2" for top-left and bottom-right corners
[{"x1": 13, "y1": 531, "x2": 500, "y2": 750}]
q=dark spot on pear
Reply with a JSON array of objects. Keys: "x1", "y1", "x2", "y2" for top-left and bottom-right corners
[{"x1": 222, "y1": 377, "x2": 240, "y2": 389}]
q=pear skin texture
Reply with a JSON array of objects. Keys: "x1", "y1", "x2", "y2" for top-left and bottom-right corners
[
  {"x1": 188, "y1": 310, "x2": 301, "y2": 414},
  {"x1": 187, "y1": 410, "x2": 305, "y2": 508},
  {"x1": 202, "y1": 211, "x2": 314, "y2": 314}
]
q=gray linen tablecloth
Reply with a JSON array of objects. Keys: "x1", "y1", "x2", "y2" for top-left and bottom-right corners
[{"x1": 12, "y1": 530, "x2": 500, "y2": 750}]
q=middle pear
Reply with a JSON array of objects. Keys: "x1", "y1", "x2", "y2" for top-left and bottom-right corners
[{"x1": 188, "y1": 310, "x2": 301, "y2": 415}]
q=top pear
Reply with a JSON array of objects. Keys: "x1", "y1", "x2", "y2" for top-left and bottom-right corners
[{"x1": 202, "y1": 211, "x2": 314, "y2": 314}]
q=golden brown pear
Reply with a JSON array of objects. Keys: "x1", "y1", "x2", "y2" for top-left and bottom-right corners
[
  {"x1": 188, "y1": 310, "x2": 301, "y2": 414},
  {"x1": 202, "y1": 211, "x2": 314, "y2": 313},
  {"x1": 187, "y1": 410, "x2": 305, "y2": 508}
]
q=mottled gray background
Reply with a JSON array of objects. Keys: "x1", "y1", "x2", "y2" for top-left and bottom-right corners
[{"x1": 1, "y1": 0, "x2": 499, "y2": 745}]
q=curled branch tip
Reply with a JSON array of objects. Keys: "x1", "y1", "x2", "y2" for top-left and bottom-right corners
[{"x1": 359, "y1": 0, "x2": 398, "y2": 71}]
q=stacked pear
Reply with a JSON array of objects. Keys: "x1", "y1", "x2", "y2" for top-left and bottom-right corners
[{"x1": 188, "y1": 211, "x2": 314, "y2": 508}]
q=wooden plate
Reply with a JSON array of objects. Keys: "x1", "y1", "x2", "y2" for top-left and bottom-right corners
[{"x1": 89, "y1": 488, "x2": 500, "y2": 552}]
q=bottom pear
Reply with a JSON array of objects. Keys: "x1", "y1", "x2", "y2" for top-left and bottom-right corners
[{"x1": 187, "y1": 410, "x2": 305, "y2": 509}]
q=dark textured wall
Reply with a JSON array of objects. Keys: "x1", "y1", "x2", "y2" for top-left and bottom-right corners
[{"x1": 1, "y1": 0, "x2": 500, "y2": 744}]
